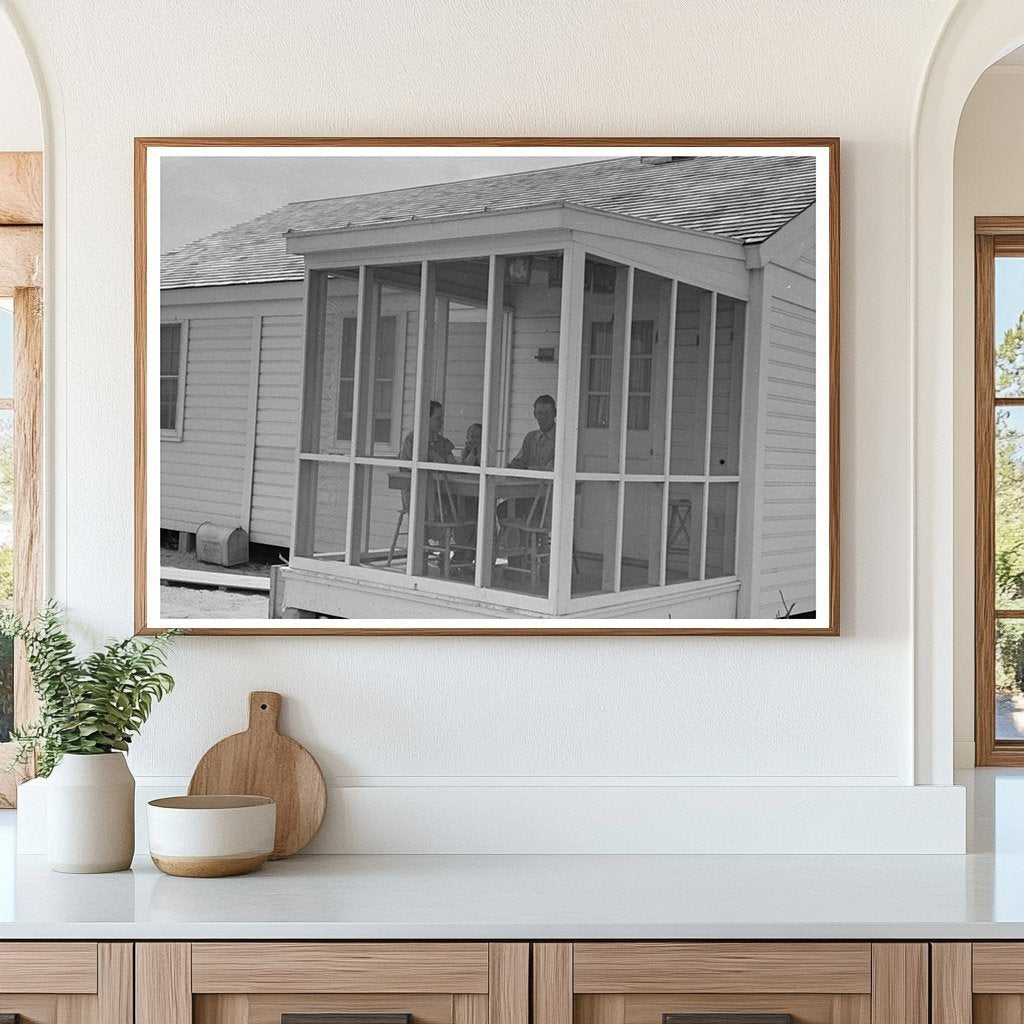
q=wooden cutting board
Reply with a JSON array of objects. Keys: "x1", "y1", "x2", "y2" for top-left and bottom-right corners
[{"x1": 188, "y1": 691, "x2": 326, "y2": 859}]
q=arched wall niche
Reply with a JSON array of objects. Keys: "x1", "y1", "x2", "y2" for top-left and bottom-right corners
[{"x1": 914, "y1": 0, "x2": 1024, "y2": 785}]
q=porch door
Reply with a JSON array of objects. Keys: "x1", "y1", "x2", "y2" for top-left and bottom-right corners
[{"x1": 577, "y1": 309, "x2": 658, "y2": 473}]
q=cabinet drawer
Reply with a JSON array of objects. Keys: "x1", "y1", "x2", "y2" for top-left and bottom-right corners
[
  {"x1": 0, "y1": 942, "x2": 98, "y2": 994},
  {"x1": 572, "y1": 944, "x2": 872, "y2": 994},
  {"x1": 191, "y1": 943, "x2": 491, "y2": 994},
  {"x1": 0, "y1": 943, "x2": 130, "y2": 1024},
  {"x1": 139, "y1": 942, "x2": 528, "y2": 1024},
  {"x1": 534, "y1": 943, "x2": 926, "y2": 1024}
]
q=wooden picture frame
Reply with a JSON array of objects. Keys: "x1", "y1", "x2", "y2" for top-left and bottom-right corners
[
  {"x1": 975, "y1": 217, "x2": 1024, "y2": 764},
  {"x1": 135, "y1": 137, "x2": 840, "y2": 636},
  {"x1": 0, "y1": 151, "x2": 43, "y2": 806}
]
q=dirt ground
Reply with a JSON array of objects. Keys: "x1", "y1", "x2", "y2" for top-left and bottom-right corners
[
  {"x1": 159, "y1": 584, "x2": 270, "y2": 619},
  {"x1": 160, "y1": 543, "x2": 282, "y2": 578}
]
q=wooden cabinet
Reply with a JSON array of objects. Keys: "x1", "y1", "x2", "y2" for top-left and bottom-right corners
[
  {"x1": 0, "y1": 943, "x2": 132, "y2": 1024},
  {"x1": 933, "y1": 943, "x2": 1023, "y2": 1024},
  {"x1": 136, "y1": 944, "x2": 528, "y2": 1024},
  {"x1": 532, "y1": 944, "x2": 928, "y2": 1024},
  {"x1": 0, "y1": 938, "x2": 946, "y2": 1024}
]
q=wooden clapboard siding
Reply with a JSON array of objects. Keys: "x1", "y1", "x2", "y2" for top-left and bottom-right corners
[
  {"x1": 161, "y1": 315, "x2": 255, "y2": 533},
  {"x1": 753, "y1": 263, "x2": 817, "y2": 619},
  {"x1": 249, "y1": 312, "x2": 303, "y2": 545},
  {"x1": 442, "y1": 308, "x2": 487, "y2": 438}
]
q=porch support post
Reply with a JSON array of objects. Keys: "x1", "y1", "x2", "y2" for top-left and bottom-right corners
[
  {"x1": 551, "y1": 244, "x2": 586, "y2": 614},
  {"x1": 475, "y1": 255, "x2": 506, "y2": 590},
  {"x1": 657, "y1": 278, "x2": 678, "y2": 587},
  {"x1": 291, "y1": 269, "x2": 328, "y2": 558},
  {"x1": 699, "y1": 291, "x2": 719, "y2": 581},
  {"x1": 609, "y1": 265, "x2": 634, "y2": 593},
  {"x1": 345, "y1": 265, "x2": 379, "y2": 565},
  {"x1": 407, "y1": 261, "x2": 436, "y2": 576},
  {"x1": 735, "y1": 275, "x2": 766, "y2": 616}
]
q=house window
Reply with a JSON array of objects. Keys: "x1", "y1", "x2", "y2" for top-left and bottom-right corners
[
  {"x1": 586, "y1": 322, "x2": 613, "y2": 428},
  {"x1": 336, "y1": 314, "x2": 397, "y2": 444},
  {"x1": 627, "y1": 320, "x2": 654, "y2": 431},
  {"x1": 976, "y1": 221, "x2": 1024, "y2": 765},
  {"x1": 160, "y1": 322, "x2": 186, "y2": 436}
]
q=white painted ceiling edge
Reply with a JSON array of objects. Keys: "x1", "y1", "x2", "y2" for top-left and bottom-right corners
[
  {"x1": 912, "y1": 0, "x2": 1024, "y2": 785},
  {"x1": 0, "y1": 0, "x2": 1016, "y2": 795}
]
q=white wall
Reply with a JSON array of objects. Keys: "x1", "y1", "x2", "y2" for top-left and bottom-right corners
[
  {"x1": 0, "y1": 0, "x2": 974, "y2": 852},
  {"x1": 952, "y1": 66, "x2": 1024, "y2": 768},
  {"x1": 0, "y1": 9, "x2": 39, "y2": 151}
]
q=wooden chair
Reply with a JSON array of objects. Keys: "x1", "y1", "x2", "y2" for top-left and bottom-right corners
[
  {"x1": 388, "y1": 471, "x2": 476, "y2": 577},
  {"x1": 422, "y1": 474, "x2": 478, "y2": 578},
  {"x1": 497, "y1": 483, "x2": 564, "y2": 593}
]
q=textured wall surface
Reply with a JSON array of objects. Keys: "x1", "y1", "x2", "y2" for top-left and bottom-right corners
[{"x1": 0, "y1": 0, "x2": 975, "y2": 827}]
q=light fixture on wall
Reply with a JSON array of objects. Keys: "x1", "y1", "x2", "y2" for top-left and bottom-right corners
[{"x1": 505, "y1": 255, "x2": 532, "y2": 284}]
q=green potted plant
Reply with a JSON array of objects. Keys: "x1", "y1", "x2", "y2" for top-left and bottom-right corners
[{"x1": 2, "y1": 603, "x2": 179, "y2": 873}]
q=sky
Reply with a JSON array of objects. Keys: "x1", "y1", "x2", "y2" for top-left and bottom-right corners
[
  {"x1": 160, "y1": 154, "x2": 607, "y2": 252},
  {"x1": 996, "y1": 256, "x2": 1024, "y2": 340},
  {"x1": 0, "y1": 309, "x2": 14, "y2": 398}
]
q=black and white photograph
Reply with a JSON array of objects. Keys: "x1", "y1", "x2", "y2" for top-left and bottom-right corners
[{"x1": 138, "y1": 140, "x2": 837, "y2": 634}]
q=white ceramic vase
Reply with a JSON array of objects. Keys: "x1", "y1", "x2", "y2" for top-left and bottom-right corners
[{"x1": 46, "y1": 752, "x2": 135, "y2": 873}]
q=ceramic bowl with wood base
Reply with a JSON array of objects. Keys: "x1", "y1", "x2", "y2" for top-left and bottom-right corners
[{"x1": 147, "y1": 795, "x2": 276, "y2": 877}]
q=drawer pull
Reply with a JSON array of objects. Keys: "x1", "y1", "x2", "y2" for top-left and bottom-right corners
[
  {"x1": 664, "y1": 1016, "x2": 795, "y2": 1024},
  {"x1": 283, "y1": 1016, "x2": 411, "y2": 1024}
]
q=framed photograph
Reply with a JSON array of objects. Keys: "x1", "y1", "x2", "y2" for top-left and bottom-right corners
[{"x1": 135, "y1": 137, "x2": 839, "y2": 635}]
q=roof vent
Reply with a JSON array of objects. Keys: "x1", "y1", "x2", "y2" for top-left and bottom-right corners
[{"x1": 639, "y1": 155, "x2": 695, "y2": 165}]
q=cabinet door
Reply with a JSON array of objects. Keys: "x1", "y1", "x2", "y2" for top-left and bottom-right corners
[
  {"x1": 0, "y1": 943, "x2": 131, "y2": 1024},
  {"x1": 533, "y1": 944, "x2": 927, "y2": 1024},
  {"x1": 946, "y1": 943, "x2": 1024, "y2": 1024},
  {"x1": 137, "y1": 943, "x2": 528, "y2": 1024}
]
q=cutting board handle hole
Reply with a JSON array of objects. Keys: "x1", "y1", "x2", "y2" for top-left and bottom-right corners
[{"x1": 260, "y1": 703, "x2": 268, "y2": 710}]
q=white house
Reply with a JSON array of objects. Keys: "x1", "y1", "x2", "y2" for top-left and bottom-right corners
[{"x1": 161, "y1": 155, "x2": 817, "y2": 620}]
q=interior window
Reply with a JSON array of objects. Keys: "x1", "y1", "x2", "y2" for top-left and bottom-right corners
[
  {"x1": 160, "y1": 323, "x2": 183, "y2": 433},
  {"x1": 336, "y1": 315, "x2": 397, "y2": 443}
]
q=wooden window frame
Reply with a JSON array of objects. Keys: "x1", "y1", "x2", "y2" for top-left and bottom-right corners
[
  {"x1": 159, "y1": 319, "x2": 187, "y2": 441},
  {"x1": 0, "y1": 151, "x2": 44, "y2": 807},
  {"x1": 975, "y1": 217, "x2": 1024, "y2": 765},
  {"x1": 335, "y1": 312, "x2": 403, "y2": 452}
]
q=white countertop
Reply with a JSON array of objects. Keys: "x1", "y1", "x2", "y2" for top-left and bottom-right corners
[
  {"x1": 0, "y1": 849, "x2": 1022, "y2": 940},
  {"x1": 1, "y1": 769, "x2": 1021, "y2": 941}
]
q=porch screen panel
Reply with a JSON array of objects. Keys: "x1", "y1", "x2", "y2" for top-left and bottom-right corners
[
  {"x1": 665, "y1": 481, "x2": 704, "y2": 584},
  {"x1": 577, "y1": 257, "x2": 629, "y2": 474},
  {"x1": 344, "y1": 265, "x2": 422, "y2": 569},
  {"x1": 704, "y1": 481, "x2": 739, "y2": 579},
  {"x1": 307, "y1": 462, "x2": 350, "y2": 561},
  {"x1": 669, "y1": 284, "x2": 713, "y2": 476},
  {"x1": 402, "y1": 258, "x2": 488, "y2": 588},
  {"x1": 571, "y1": 481, "x2": 618, "y2": 596},
  {"x1": 708, "y1": 295, "x2": 745, "y2": 476},
  {"x1": 620, "y1": 482, "x2": 664, "y2": 590},
  {"x1": 485, "y1": 251, "x2": 562, "y2": 599}
]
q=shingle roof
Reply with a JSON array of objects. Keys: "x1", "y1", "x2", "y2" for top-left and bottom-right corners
[{"x1": 161, "y1": 155, "x2": 815, "y2": 290}]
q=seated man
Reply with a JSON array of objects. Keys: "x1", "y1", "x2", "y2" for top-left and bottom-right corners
[
  {"x1": 502, "y1": 396, "x2": 557, "y2": 572},
  {"x1": 509, "y1": 395, "x2": 556, "y2": 471}
]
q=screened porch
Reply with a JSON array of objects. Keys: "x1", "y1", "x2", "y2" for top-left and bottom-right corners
[{"x1": 282, "y1": 233, "x2": 749, "y2": 620}]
